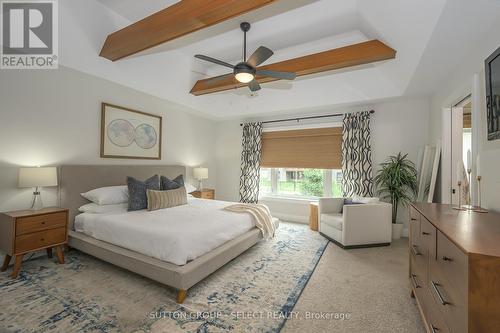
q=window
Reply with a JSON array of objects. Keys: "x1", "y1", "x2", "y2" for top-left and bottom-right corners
[
  {"x1": 259, "y1": 168, "x2": 342, "y2": 198},
  {"x1": 260, "y1": 168, "x2": 272, "y2": 195}
]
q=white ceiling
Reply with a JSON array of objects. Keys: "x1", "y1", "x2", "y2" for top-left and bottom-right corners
[{"x1": 59, "y1": 0, "x2": 500, "y2": 119}]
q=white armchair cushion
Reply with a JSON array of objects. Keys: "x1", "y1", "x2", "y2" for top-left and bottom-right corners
[
  {"x1": 321, "y1": 213, "x2": 343, "y2": 231},
  {"x1": 352, "y1": 196, "x2": 380, "y2": 204}
]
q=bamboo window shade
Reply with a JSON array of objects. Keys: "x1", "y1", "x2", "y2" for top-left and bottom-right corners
[
  {"x1": 463, "y1": 113, "x2": 471, "y2": 129},
  {"x1": 260, "y1": 127, "x2": 342, "y2": 169}
]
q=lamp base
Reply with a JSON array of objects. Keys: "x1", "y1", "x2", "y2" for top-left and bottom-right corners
[{"x1": 31, "y1": 191, "x2": 44, "y2": 211}]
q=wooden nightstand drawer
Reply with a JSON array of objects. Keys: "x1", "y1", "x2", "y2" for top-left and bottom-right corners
[
  {"x1": 191, "y1": 189, "x2": 215, "y2": 200},
  {"x1": 16, "y1": 211, "x2": 67, "y2": 235},
  {"x1": 200, "y1": 191, "x2": 214, "y2": 199},
  {"x1": 15, "y1": 227, "x2": 66, "y2": 253}
]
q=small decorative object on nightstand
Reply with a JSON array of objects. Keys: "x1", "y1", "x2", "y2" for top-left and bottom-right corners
[
  {"x1": 0, "y1": 207, "x2": 68, "y2": 278},
  {"x1": 309, "y1": 202, "x2": 319, "y2": 231},
  {"x1": 191, "y1": 188, "x2": 215, "y2": 200}
]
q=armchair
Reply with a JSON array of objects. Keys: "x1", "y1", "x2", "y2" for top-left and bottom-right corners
[{"x1": 318, "y1": 197, "x2": 392, "y2": 248}]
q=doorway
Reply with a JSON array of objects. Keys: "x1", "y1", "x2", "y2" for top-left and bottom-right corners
[{"x1": 448, "y1": 95, "x2": 473, "y2": 205}]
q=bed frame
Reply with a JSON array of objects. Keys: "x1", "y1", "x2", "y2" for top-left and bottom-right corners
[{"x1": 59, "y1": 165, "x2": 263, "y2": 303}]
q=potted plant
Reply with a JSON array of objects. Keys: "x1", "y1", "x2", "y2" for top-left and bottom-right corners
[{"x1": 374, "y1": 153, "x2": 418, "y2": 239}]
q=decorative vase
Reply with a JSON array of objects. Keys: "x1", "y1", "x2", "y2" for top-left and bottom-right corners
[{"x1": 392, "y1": 223, "x2": 403, "y2": 240}]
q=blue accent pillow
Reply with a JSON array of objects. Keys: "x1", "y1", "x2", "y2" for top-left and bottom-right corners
[
  {"x1": 127, "y1": 175, "x2": 160, "y2": 211},
  {"x1": 160, "y1": 175, "x2": 184, "y2": 190},
  {"x1": 340, "y1": 198, "x2": 364, "y2": 213}
]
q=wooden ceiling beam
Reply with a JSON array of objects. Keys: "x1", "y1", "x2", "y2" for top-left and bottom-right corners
[
  {"x1": 100, "y1": 0, "x2": 278, "y2": 61},
  {"x1": 190, "y1": 40, "x2": 397, "y2": 96}
]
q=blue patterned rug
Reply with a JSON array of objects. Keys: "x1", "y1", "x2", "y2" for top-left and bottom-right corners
[{"x1": 0, "y1": 222, "x2": 328, "y2": 333}]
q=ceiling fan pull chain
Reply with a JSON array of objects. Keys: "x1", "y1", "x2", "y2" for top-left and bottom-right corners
[{"x1": 243, "y1": 28, "x2": 247, "y2": 62}]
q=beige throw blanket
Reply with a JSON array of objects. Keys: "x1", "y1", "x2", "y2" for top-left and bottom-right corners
[{"x1": 224, "y1": 203, "x2": 276, "y2": 240}]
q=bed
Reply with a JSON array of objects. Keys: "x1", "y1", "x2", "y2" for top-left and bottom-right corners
[{"x1": 60, "y1": 165, "x2": 274, "y2": 303}]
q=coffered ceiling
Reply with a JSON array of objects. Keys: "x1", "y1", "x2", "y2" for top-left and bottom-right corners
[{"x1": 58, "y1": 0, "x2": 500, "y2": 119}]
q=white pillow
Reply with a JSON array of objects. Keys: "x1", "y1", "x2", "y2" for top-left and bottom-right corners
[
  {"x1": 78, "y1": 202, "x2": 128, "y2": 214},
  {"x1": 185, "y1": 183, "x2": 197, "y2": 194},
  {"x1": 81, "y1": 185, "x2": 129, "y2": 205}
]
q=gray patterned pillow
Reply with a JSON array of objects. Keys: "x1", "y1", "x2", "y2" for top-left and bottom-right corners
[
  {"x1": 127, "y1": 175, "x2": 160, "y2": 211},
  {"x1": 160, "y1": 175, "x2": 184, "y2": 190}
]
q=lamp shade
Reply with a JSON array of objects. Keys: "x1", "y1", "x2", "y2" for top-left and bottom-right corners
[
  {"x1": 18, "y1": 167, "x2": 58, "y2": 188},
  {"x1": 193, "y1": 167, "x2": 208, "y2": 180}
]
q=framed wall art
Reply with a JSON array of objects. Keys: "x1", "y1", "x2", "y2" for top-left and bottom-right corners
[{"x1": 100, "y1": 103, "x2": 162, "y2": 159}]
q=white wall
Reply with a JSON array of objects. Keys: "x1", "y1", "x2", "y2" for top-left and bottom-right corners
[
  {"x1": 429, "y1": 18, "x2": 500, "y2": 212},
  {"x1": 215, "y1": 96, "x2": 431, "y2": 228},
  {"x1": 0, "y1": 66, "x2": 217, "y2": 212}
]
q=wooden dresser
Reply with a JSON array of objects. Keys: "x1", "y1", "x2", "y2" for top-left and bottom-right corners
[
  {"x1": 409, "y1": 203, "x2": 500, "y2": 333},
  {"x1": 190, "y1": 189, "x2": 215, "y2": 200},
  {"x1": 0, "y1": 207, "x2": 68, "y2": 278}
]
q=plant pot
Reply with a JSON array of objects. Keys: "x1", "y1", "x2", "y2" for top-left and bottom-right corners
[{"x1": 392, "y1": 223, "x2": 403, "y2": 240}]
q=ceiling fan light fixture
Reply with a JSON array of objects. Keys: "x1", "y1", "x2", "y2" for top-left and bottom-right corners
[{"x1": 235, "y1": 72, "x2": 254, "y2": 83}]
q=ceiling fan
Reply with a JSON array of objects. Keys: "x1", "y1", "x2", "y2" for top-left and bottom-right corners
[{"x1": 194, "y1": 22, "x2": 297, "y2": 92}]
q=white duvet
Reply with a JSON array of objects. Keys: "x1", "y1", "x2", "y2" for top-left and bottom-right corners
[{"x1": 74, "y1": 198, "x2": 255, "y2": 265}]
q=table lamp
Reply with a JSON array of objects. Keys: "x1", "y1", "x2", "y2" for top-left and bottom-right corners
[
  {"x1": 18, "y1": 167, "x2": 58, "y2": 210},
  {"x1": 193, "y1": 167, "x2": 208, "y2": 190}
]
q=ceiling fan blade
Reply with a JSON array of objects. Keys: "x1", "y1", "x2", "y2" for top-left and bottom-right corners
[
  {"x1": 205, "y1": 73, "x2": 235, "y2": 84},
  {"x1": 247, "y1": 46, "x2": 274, "y2": 67},
  {"x1": 256, "y1": 69, "x2": 296, "y2": 80},
  {"x1": 248, "y1": 80, "x2": 261, "y2": 92},
  {"x1": 195, "y1": 55, "x2": 234, "y2": 69}
]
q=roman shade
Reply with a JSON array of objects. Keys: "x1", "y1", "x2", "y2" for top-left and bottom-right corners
[{"x1": 260, "y1": 127, "x2": 342, "y2": 169}]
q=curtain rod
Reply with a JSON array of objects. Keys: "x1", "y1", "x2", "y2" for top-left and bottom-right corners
[{"x1": 240, "y1": 110, "x2": 375, "y2": 126}]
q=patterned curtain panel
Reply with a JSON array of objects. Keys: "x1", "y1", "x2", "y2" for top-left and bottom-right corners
[
  {"x1": 239, "y1": 122, "x2": 263, "y2": 203},
  {"x1": 341, "y1": 111, "x2": 374, "y2": 197}
]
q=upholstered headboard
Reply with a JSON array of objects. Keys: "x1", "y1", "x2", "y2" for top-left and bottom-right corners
[{"x1": 59, "y1": 165, "x2": 186, "y2": 230}]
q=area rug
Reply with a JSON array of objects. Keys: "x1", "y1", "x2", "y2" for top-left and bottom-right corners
[{"x1": 0, "y1": 222, "x2": 328, "y2": 333}]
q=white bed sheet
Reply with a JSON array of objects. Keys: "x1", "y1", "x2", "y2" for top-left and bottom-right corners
[{"x1": 74, "y1": 198, "x2": 255, "y2": 265}]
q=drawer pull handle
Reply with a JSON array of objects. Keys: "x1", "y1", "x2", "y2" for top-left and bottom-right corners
[
  {"x1": 411, "y1": 274, "x2": 421, "y2": 288},
  {"x1": 431, "y1": 281, "x2": 450, "y2": 306},
  {"x1": 411, "y1": 245, "x2": 421, "y2": 256},
  {"x1": 41, "y1": 238, "x2": 45, "y2": 241},
  {"x1": 422, "y1": 231, "x2": 430, "y2": 235},
  {"x1": 410, "y1": 218, "x2": 418, "y2": 221},
  {"x1": 431, "y1": 325, "x2": 440, "y2": 333},
  {"x1": 442, "y1": 256, "x2": 453, "y2": 262},
  {"x1": 41, "y1": 221, "x2": 46, "y2": 225}
]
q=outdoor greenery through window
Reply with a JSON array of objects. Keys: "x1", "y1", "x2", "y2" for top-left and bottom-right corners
[{"x1": 259, "y1": 168, "x2": 342, "y2": 198}]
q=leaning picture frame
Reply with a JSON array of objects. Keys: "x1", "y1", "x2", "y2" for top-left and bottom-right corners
[{"x1": 100, "y1": 103, "x2": 162, "y2": 159}]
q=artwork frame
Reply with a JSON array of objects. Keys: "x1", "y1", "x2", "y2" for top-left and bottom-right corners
[{"x1": 100, "y1": 103, "x2": 162, "y2": 160}]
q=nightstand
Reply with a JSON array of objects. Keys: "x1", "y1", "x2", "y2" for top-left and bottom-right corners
[
  {"x1": 190, "y1": 189, "x2": 215, "y2": 200},
  {"x1": 0, "y1": 207, "x2": 68, "y2": 278},
  {"x1": 309, "y1": 202, "x2": 319, "y2": 231}
]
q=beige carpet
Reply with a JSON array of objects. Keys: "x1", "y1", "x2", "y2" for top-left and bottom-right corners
[{"x1": 281, "y1": 238, "x2": 426, "y2": 333}]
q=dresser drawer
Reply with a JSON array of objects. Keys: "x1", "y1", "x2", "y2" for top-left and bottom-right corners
[
  {"x1": 409, "y1": 206, "x2": 421, "y2": 247},
  {"x1": 420, "y1": 217, "x2": 437, "y2": 259},
  {"x1": 429, "y1": 270, "x2": 467, "y2": 333},
  {"x1": 16, "y1": 212, "x2": 67, "y2": 235},
  {"x1": 436, "y1": 231, "x2": 468, "y2": 297},
  {"x1": 410, "y1": 254, "x2": 425, "y2": 290},
  {"x1": 15, "y1": 227, "x2": 66, "y2": 253},
  {"x1": 426, "y1": 292, "x2": 451, "y2": 333}
]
